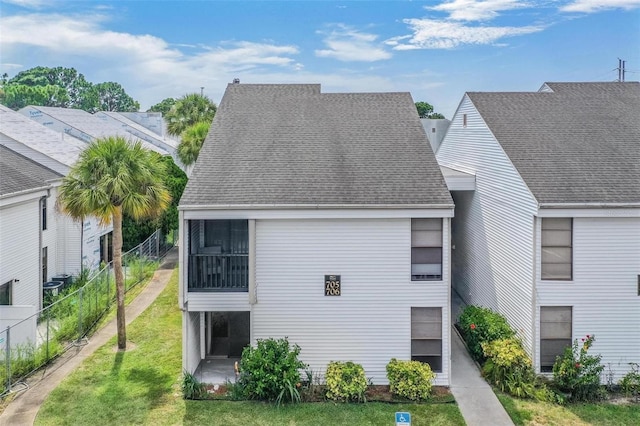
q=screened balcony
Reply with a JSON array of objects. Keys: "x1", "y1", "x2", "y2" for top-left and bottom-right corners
[{"x1": 188, "y1": 220, "x2": 248, "y2": 292}]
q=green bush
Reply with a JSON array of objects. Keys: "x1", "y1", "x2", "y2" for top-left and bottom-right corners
[
  {"x1": 386, "y1": 358, "x2": 435, "y2": 401},
  {"x1": 182, "y1": 371, "x2": 206, "y2": 399},
  {"x1": 619, "y1": 363, "x2": 640, "y2": 397},
  {"x1": 482, "y1": 338, "x2": 538, "y2": 398},
  {"x1": 238, "y1": 337, "x2": 306, "y2": 404},
  {"x1": 325, "y1": 361, "x2": 368, "y2": 402},
  {"x1": 552, "y1": 335, "x2": 606, "y2": 402},
  {"x1": 458, "y1": 305, "x2": 515, "y2": 363}
]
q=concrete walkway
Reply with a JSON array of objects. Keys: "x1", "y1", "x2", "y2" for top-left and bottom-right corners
[
  {"x1": 450, "y1": 327, "x2": 514, "y2": 426},
  {"x1": 0, "y1": 247, "x2": 178, "y2": 426}
]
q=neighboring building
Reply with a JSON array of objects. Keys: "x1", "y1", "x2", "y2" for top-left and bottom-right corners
[
  {"x1": 421, "y1": 118, "x2": 451, "y2": 153},
  {"x1": 437, "y1": 82, "x2": 640, "y2": 378},
  {"x1": 179, "y1": 83, "x2": 454, "y2": 385},
  {"x1": 18, "y1": 105, "x2": 170, "y2": 156},
  {"x1": 94, "y1": 111, "x2": 178, "y2": 154},
  {"x1": 0, "y1": 105, "x2": 112, "y2": 274},
  {"x1": 0, "y1": 145, "x2": 61, "y2": 341}
]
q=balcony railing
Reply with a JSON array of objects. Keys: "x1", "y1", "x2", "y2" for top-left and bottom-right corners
[{"x1": 188, "y1": 254, "x2": 249, "y2": 291}]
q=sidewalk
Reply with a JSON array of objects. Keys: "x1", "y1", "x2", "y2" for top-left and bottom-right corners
[
  {"x1": 0, "y1": 247, "x2": 178, "y2": 426},
  {"x1": 450, "y1": 327, "x2": 514, "y2": 426}
]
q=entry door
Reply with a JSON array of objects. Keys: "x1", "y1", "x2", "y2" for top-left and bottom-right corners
[{"x1": 209, "y1": 313, "x2": 230, "y2": 356}]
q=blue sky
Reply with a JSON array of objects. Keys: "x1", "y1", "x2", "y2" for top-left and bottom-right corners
[{"x1": 1, "y1": 0, "x2": 639, "y2": 118}]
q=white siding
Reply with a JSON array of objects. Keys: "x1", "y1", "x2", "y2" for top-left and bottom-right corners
[
  {"x1": 42, "y1": 190, "x2": 57, "y2": 283},
  {"x1": 55, "y1": 214, "x2": 83, "y2": 276},
  {"x1": 187, "y1": 293, "x2": 250, "y2": 312},
  {"x1": 253, "y1": 218, "x2": 450, "y2": 385},
  {"x1": 0, "y1": 197, "x2": 41, "y2": 310},
  {"x1": 183, "y1": 311, "x2": 202, "y2": 374},
  {"x1": 437, "y1": 95, "x2": 538, "y2": 353},
  {"x1": 536, "y1": 216, "x2": 640, "y2": 378}
]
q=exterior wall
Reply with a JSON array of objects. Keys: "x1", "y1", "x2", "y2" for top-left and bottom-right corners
[
  {"x1": 82, "y1": 217, "x2": 111, "y2": 272},
  {"x1": 437, "y1": 95, "x2": 539, "y2": 353},
  {"x1": 183, "y1": 311, "x2": 202, "y2": 374},
  {"x1": 535, "y1": 216, "x2": 640, "y2": 378},
  {"x1": 41, "y1": 188, "x2": 57, "y2": 285},
  {"x1": 55, "y1": 214, "x2": 83, "y2": 277},
  {"x1": 252, "y1": 218, "x2": 450, "y2": 385},
  {"x1": 0, "y1": 195, "x2": 42, "y2": 311},
  {"x1": 421, "y1": 118, "x2": 451, "y2": 153}
]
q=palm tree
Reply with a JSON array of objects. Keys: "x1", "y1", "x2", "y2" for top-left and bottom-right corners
[
  {"x1": 58, "y1": 137, "x2": 171, "y2": 350},
  {"x1": 165, "y1": 93, "x2": 217, "y2": 136},
  {"x1": 178, "y1": 121, "x2": 210, "y2": 166}
]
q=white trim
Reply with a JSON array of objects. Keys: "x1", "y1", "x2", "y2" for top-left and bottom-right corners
[
  {"x1": 538, "y1": 208, "x2": 640, "y2": 218},
  {"x1": 180, "y1": 203, "x2": 454, "y2": 210},
  {"x1": 183, "y1": 208, "x2": 454, "y2": 220}
]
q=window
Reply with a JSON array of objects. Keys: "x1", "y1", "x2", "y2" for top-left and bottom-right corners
[
  {"x1": 42, "y1": 247, "x2": 48, "y2": 283},
  {"x1": 41, "y1": 197, "x2": 47, "y2": 230},
  {"x1": 540, "y1": 306, "x2": 572, "y2": 372},
  {"x1": 411, "y1": 219, "x2": 442, "y2": 281},
  {"x1": 541, "y1": 218, "x2": 572, "y2": 280},
  {"x1": 463, "y1": 113, "x2": 467, "y2": 127},
  {"x1": 411, "y1": 307, "x2": 442, "y2": 372},
  {"x1": 0, "y1": 280, "x2": 12, "y2": 305}
]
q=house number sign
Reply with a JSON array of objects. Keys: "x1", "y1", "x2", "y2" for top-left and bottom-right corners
[{"x1": 324, "y1": 275, "x2": 341, "y2": 296}]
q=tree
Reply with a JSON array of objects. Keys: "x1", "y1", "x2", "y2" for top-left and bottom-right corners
[
  {"x1": 0, "y1": 66, "x2": 140, "y2": 112},
  {"x1": 82, "y1": 82, "x2": 140, "y2": 113},
  {"x1": 0, "y1": 84, "x2": 69, "y2": 110},
  {"x1": 147, "y1": 97, "x2": 176, "y2": 115},
  {"x1": 178, "y1": 121, "x2": 210, "y2": 166},
  {"x1": 415, "y1": 101, "x2": 445, "y2": 119},
  {"x1": 122, "y1": 156, "x2": 187, "y2": 251},
  {"x1": 6, "y1": 66, "x2": 92, "y2": 108},
  {"x1": 57, "y1": 137, "x2": 171, "y2": 350},
  {"x1": 165, "y1": 93, "x2": 217, "y2": 136}
]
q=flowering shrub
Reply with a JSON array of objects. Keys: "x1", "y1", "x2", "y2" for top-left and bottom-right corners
[
  {"x1": 458, "y1": 305, "x2": 515, "y2": 363},
  {"x1": 238, "y1": 337, "x2": 307, "y2": 403},
  {"x1": 552, "y1": 335, "x2": 605, "y2": 402},
  {"x1": 325, "y1": 361, "x2": 368, "y2": 402},
  {"x1": 482, "y1": 338, "x2": 537, "y2": 398},
  {"x1": 386, "y1": 358, "x2": 435, "y2": 401}
]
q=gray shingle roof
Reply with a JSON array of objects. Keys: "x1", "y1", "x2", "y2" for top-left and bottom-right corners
[
  {"x1": 0, "y1": 145, "x2": 62, "y2": 196},
  {"x1": 181, "y1": 84, "x2": 452, "y2": 207},
  {"x1": 467, "y1": 82, "x2": 640, "y2": 204}
]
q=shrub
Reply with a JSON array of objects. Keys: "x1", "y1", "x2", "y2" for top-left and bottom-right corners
[
  {"x1": 482, "y1": 338, "x2": 538, "y2": 398},
  {"x1": 325, "y1": 361, "x2": 368, "y2": 402},
  {"x1": 619, "y1": 363, "x2": 640, "y2": 397},
  {"x1": 238, "y1": 337, "x2": 306, "y2": 404},
  {"x1": 386, "y1": 358, "x2": 435, "y2": 401},
  {"x1": 552, "y1": 335, "x2": 606, "y2": 402},
  {"x1": 182, "y1": 371, "x2": 206, "y2": 399},
  {"x1": 458, "y1": 305, "x2": 515, "y2": 363}
]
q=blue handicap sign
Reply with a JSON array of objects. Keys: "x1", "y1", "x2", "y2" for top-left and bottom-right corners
[{"x1": 395, "y1": 411, "x2": 411, "y2": 425}]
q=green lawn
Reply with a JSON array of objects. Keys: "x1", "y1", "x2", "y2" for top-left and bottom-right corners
[
  {"x1": 35, "y1": 269, "x2": 465, "y2": 426},
  {"x1": 497, "y1": 393, "x2": 640, "y2": 426}
]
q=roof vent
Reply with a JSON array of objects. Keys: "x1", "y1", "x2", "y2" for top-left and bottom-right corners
[{"x1": 232, "y1": 78, "x2": 240, "y2": 84}]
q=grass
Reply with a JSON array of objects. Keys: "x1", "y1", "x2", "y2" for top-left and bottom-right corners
[
  {"x1": 35, "y1": 269, "x2": 466, "y2": 425},
  {"x1": 497, "y1": 393, "x2": 640, "y2": 425}
]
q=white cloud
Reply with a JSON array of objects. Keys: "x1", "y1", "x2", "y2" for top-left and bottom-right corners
[
  {"x1": 0, "y1": 12, "x2": 303, "y2": 108},
  {"x1": 429, "y1": 0, "x2": 528, "y2": 21},
  {"x1": 561, "y1": 0, "x2": 640, "y2": 12},
  {"x1": 389, "y1": 18, "x2": 543, "y2": 49},
  {"x1": 315, "y1": 25, "x2": 392, "y2": 62}
]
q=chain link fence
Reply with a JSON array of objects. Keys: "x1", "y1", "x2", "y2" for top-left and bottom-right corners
[{"x1": 1, "y1": 229, "x2": 176, "y2": 396}]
